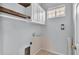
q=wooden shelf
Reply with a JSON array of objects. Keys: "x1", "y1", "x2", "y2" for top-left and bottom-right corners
[{"x1": 0, "y1": 6, "x2": 31, "y2": 19}]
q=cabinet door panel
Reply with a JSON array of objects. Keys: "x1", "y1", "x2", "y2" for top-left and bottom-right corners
[
  {"x1": 32, "y1": 4, "x2": 38, "y2": 22},
  {"x1": 32, "y1": 3, "x2": 45, "y2": 24}
]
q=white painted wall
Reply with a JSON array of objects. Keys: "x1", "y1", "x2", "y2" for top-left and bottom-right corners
[
  {"x1": 41, "y1": 3, "x2": 73, "y2": 55},
  {"x1": 30, "y1": 37, "x2": 41, "y2": 55},
  {"x1": 0, "y1": 18, "x2": 3, "y2": 55},
  {"x1": 25, "y1": 5, "x2": 32, "y2": 17},
  {"x1": 0, "y1": 16, "x2": 42, "y2": 55}
]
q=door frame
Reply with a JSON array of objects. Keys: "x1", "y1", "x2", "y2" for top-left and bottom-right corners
[{"x1": 73, "y1": 3, "x2": 79, "y2": 55}]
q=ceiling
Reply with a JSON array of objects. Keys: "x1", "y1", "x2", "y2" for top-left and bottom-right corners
[
  {"x1": 18, "y1": 3, "x2": 65, "y2": 10},
  {"x1": 40, "y1": 3, "x2": 65, "y2": 10}
]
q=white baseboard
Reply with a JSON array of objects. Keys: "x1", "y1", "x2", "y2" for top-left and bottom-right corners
[{"x1": 41, "y1": 48, "x2": 64, "y2": 55}]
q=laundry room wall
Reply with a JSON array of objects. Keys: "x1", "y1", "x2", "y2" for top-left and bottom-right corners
[
  {"x1": 41, "y1": 3, "x2": 73, "y2": 55},
  {"x1": 0, "y1": 17, "x2": 3, "y2": 55},
  {"x1": 0, "y1": 16, "x2": 43, "y2": 55}
]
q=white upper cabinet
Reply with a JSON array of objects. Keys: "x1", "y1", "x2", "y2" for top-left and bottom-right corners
[{"x1": 32, "y1": 3, "x2": 45, "y2": 24}]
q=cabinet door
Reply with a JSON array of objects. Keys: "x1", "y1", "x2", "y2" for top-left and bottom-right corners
[
  {"x1": 32, "y1": 3, "x2": 45, "y2": 24},
  {"x1": 42, "y1": 11, "x2": 45, "y2": 24},
  {"x1": 37, "y1": 6, "x2": 41, "y2": 22},
  {"x1": 32, "y1": 4, "x2": 38, "y2": 23},
  {"x1": 39, "y1": 7, "x2": 45, "y2": 24}
]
